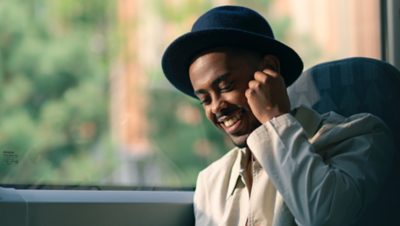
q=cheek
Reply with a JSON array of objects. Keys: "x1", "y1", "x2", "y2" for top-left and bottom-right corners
[
  {"x1": 204, "y1": 107, "x2": 216, "y2": 123},
  {"x1": 226, "y1": 89, "x2": 249, "y2": 106}
]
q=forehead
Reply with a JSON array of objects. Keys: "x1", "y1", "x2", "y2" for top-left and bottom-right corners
[
  {"x1": 190, "y1": 47, "x2": 258, "y2": 68},
  {"x1": 188, "y1": 48, "x2": 260, "y2": 88},
  {"x1": 188, "y1": 50, "x2": 237, "y2": 89},
  {"x1": 189, "y1": 50, "x2": 232, "y2": 74}
]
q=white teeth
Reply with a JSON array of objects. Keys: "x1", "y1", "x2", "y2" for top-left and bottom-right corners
[{"x1": 223, "y1": 114, "x2": 240, "y2": 127}]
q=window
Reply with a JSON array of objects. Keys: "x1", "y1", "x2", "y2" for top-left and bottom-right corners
[{"x1": 0, "y1": 0, "x2": 382, "y2": 189}]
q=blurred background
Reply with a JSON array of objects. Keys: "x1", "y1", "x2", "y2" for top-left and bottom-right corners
[{"x1": 0, "y1": 0, "x2": 380, "y2": 188}]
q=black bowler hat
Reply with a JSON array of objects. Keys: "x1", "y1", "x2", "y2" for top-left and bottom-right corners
[{"x1": 161, "y1": 5, "x2": 303, "y2": 98}]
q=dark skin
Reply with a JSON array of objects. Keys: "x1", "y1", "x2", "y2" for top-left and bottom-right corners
[
  {"x1": 189, "y1": 48, "x2": 291, "y2": 148},
  {"x1": 189, "y1": 48, "x2": 291, "y2": 193}
]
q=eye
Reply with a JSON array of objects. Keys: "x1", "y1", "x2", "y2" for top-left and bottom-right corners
[
  {"x1": 199, "y1": 96, "x2": 211, "y2": 105},
  {"x1": 219, "y1": 81, "x2": 233, "y2": 92}
]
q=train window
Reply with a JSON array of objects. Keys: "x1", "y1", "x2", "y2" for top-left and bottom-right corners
[{"x1": 0, "y1": 0, "x2": 390, "y2": 189}]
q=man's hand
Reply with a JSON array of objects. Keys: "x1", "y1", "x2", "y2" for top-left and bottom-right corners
[{"x1": 245, "y1": 69, "x2": 291, "y2": 124}]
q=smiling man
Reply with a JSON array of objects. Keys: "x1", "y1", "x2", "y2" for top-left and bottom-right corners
[
  {"x1": 161, "y1": 5, "x2": 395, "y2": 226},
  {"x1": 190, "y1": 49, "x2": 266, "y2": 147},
  {"x1": 189, "y1": 48, "x2": 289, "y2": 149}
]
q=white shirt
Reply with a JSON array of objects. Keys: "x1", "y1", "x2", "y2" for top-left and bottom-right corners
[{"x1": 194, "y1": 106, "x2": 395, "y2": 226}]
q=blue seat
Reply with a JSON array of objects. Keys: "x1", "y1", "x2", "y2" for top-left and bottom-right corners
[
  {"x1": 288, "y1": 57, "x2": 400, "y2": 225},
  {"x1": 288, "y1": 57, "x2": 400, "y2": 139}
]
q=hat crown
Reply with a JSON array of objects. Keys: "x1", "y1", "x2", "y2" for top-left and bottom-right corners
[{"x1": 192, "y1": 6, "x2": 274, "y2": 39}]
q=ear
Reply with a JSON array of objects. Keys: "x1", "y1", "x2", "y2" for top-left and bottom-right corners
[{"x1": 260, "y1": 54, "x2": 280, "y2": 73}]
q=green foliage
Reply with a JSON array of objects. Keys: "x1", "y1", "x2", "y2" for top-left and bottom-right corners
[
  {"x1": 0, "y1": 0, "x2": 320, "y2": 188},
  {"x1": 231, "y1": 0, "x2": 272, "y2": 10},
  {"x1": 155, "y1": 0, "x2": 212, "y2": 23},
  {"x1": 0, "y1": 0, "x2": 115, "y2": 184},
  {"x1": 148, "y1": 89, "x2": 231, "y2": 186}
]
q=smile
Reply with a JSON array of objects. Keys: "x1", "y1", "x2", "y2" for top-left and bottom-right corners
[
  {"x1": 221, "y1": 113, "x2": 241, "y2": 127},
  {"x1": 217, "y1": 109, "x2": 243, "y2": 133}
]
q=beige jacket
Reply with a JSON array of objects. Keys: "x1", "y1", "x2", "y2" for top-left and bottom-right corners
[{"x1": 194, "y1": 106, "x2": 394, "y2": 226}]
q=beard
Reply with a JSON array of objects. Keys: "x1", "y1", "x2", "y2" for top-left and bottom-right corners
[{"x1": 225, "y1": 106, "x2": 262, "y2": 148}]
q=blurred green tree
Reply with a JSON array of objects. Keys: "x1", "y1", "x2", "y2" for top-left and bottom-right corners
[
  {"x1": 0, "y1": 0, "x2": 301, "y2": 188},
  {"x1": 0, "y1": 0, "x2": 115, "y2": 184}
]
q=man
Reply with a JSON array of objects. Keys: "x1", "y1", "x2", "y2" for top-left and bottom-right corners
[{"x1": 161, "y1": 5, "x2": 395, "y2": 226}]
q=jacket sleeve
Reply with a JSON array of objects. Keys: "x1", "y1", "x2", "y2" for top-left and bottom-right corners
[{"x1": 247, "y1": 112, "x2": 395, "y2": 226}]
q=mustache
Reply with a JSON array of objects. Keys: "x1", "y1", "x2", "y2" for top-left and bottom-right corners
[{"x1": 215, "y1": 105, "x2": 246, "y2": 119}]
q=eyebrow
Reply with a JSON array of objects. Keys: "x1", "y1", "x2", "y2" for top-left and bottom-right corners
[{"x1": 194, "y1": 73, "x2": 230, "y2": 96}]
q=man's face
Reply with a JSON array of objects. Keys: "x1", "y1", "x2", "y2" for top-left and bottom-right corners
[{"x1": 189, "y1": 49, "x2": 262, "y2": 148}]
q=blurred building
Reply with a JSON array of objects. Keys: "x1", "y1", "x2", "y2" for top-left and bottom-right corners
[
  {"x1": 110, "y1": 0, "x2": 159, "y2": 185},
  {"x1": 271, "y1": 0, "x2": 381, "y2": 67}
]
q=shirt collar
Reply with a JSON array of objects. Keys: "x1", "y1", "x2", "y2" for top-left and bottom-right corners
[
  {"x1": 226, "y1": 147, "x2": 248, "y2": 200},
  {"x1": 225, "y1": 106, "x2": 322, "y2": 199}
]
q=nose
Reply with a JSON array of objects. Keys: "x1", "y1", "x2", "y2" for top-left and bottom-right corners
[{"x1": 210, "y1": 95, "x2": 226, "y2": 115}]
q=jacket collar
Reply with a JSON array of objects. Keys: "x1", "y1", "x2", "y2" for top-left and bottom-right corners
[{"x1": 225, "y1": 106, "x2": 322, "y2": 199}]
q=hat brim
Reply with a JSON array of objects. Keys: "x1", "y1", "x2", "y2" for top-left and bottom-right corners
[{"x1": 162, "y1": 28, "x2": 303, "y2": 98}]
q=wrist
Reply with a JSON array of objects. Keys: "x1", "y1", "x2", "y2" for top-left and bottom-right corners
[{"x1": 258, "y1": 108, "x2": 289, "y2": 124}]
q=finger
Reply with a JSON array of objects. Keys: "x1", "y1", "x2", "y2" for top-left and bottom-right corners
[
  {"x1": 254, "y1": 71, "x2": 270, "y2": 84},
  {"x1": 262, "y1": 68, "x2": 279, "y2": 78},
  {"x1": 248, "y1": 80, "x2": 262, "y2": 90},
  {"x1": 245, "y1": 88, "x2": 255, "y2": 99}
]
